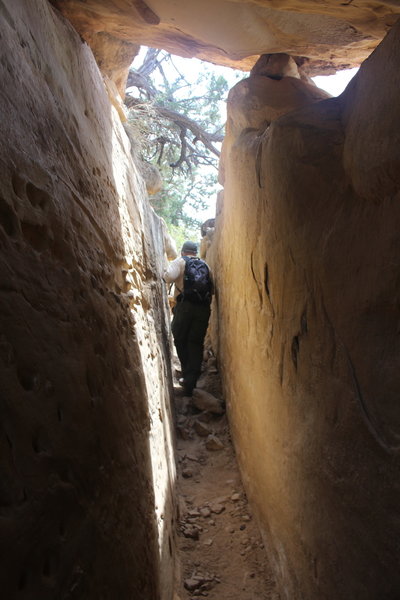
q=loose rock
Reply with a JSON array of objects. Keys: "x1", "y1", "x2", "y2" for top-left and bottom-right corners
[
  {"x1": 194, "y1": 420, "x2": 212, "y2": 437},
  {"x1": 210, "y1": 503, "x2": 225, "y2": 514},
  {"x1": 184, "y1": 578, "x2": 199, "y2": 592},
  {"x1": 183, "y1": 526, "x2": 200, "y2": 540},
  {"x1": 177, "y1": 425, "x2": 191, "y2": 440},
  {"x1": 192, "y1": 389, "x2": 224, "y2": 414},
  {"x1": 205, "y1": 434, "x2": 224, "y2": 451}
]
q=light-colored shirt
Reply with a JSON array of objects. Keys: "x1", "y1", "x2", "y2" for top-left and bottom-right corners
[{"x1": 163, "y1": 256, "x2": 186, "y2": 299}]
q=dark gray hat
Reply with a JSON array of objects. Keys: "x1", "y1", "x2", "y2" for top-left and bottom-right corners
[{"x1": 181, "y1": 240, "x2": 198, "y2": 254}]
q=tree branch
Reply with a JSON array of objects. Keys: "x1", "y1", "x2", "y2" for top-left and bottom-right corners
[{"x1": 125, "y1": 96, "x2": 223, "y2": 157}]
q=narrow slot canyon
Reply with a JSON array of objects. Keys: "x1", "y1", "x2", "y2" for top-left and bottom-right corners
[{"x1": 1, "y1": 1, "x2": 400, "y2": 599}]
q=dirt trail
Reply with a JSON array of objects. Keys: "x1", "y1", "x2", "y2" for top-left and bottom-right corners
[{"x1": 173, "y1": 364, "x2": 280, "y2": 600}]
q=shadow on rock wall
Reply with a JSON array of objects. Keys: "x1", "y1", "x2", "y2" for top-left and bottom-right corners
[
  {"x1": 0, "y1": 1, "x2": 176, "y2": 598},
  {"x1": 212, "y1": 23, "x2": 400, "y2": 600}
]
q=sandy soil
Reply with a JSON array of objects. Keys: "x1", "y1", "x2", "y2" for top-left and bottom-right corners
[{"x1": 173, "y1": 367, "x2": 280, "y2": 600}]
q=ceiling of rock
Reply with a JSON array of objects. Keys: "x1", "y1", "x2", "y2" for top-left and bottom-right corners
[{"x1": 52, "y1": 0, "x2": 400, "y2": 75}]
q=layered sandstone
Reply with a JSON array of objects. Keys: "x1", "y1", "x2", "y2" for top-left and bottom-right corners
[
  {"x1": 0, "y1": 1, "x2": 176, "y2": 598},
  {"x1": 51, "y1": 0, "x2": 400, "y2": 93},
  {"x1": 212, "y1": 24, "x2": 400, "y2": 600}
]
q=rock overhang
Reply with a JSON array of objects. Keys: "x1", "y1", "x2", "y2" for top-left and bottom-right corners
[{"x1": 51, "y1": 0, "x2": 400, "y2": 77}]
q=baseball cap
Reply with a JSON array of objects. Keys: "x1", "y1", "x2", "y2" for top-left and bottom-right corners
[{"x1": 181, "y1": 240, "x2": 198, "y2": 254}]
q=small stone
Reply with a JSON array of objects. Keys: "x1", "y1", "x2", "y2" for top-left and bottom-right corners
[
  {"x1": 184, "y1": 578, "x2": 200, "y2": 592},
  {"x1": 199, "y1": 507, "x2": 211, "y2": 518},
  {"x1": 231, "y1": 493, "x2": 241, "y2": 502},
  {"x1": 177, "y1": 425, "x2": 190, "y2": 440},
  {"x1": 182, "y1": 468, "x2": 193, "y2": 478},
  {"x1": 200, "y1": 581, "x2": 213, "y2": 591},
  {"x1": 188, "y1": 509, "x2": 201, "y2": 517},
  {"x1": 194, "y1": 420, "x2": 211, "y2": 437},
  {"x1": 209, "y1": 519, "x2": 216, "y2": 526},
  {"x1": 186, "y1": 454, "x2": 199, "y2": 462},
  {"x1": 240, "y1": 524, "x2": 246, "y2": 531},
  {"x1": 210, "y1": 503, "x2": 225, "y2": 514},
  {"x1": 203, "y1": 538, "x2": 213, "y2": 546},
  {"x1": 192, "y1": 389, "x2": 224, "y2": 415},
  {"x1": 213, "y1": 495, "x2": 229, "y2": 504},
  {"x1": 205, "y1": 434, "x2": 224, "y2": 451},
  {"x1": 242, "y1": 514, "x2": 251, "y2": 521},
  {"x1": 183, "y1": 526, "x2": 199, "y2": 540}
]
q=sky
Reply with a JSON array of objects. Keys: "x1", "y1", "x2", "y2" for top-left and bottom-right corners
[{"x1": 313, "y1": 67, "x2": 359, "y2": 96}]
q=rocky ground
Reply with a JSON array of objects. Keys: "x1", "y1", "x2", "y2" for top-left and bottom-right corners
[{"x1": 173, "y1": 359, "x2": 280, "y2": 600}]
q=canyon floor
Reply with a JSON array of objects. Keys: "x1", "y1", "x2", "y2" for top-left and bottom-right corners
[{"x1": 173, "y1": 363, "x2": 280, "y2": 600}]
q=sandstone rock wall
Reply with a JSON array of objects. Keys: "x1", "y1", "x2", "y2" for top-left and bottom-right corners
[
  {"x1": 52, "y1": 0, "x2": 400, "y2": 79},
  {"x1": 0, "y1": 1, "x2": 176, "y2": 598},
  {"x1": 213, "y1": 24, "x2": 400, "y2": 599}
]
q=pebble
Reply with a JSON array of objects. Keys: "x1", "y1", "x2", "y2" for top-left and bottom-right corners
[
  {"x1": 184, "y1": 578, "x2": 199, "y2": 591},
  {"x1": 240, "y1": 524, "x2": 246, "y2": 531},
  {"x1": 203, "y1": 538, "x2": 213, "y2": 546},
  {"x1": 183, "y1": 526, "x2": 199, "y2": 540},
  {"x1": 177, "y1": 425, "x2": 191, "y2": 440},
  {"x1": 200, "y1": 507, "x2": 211, "y2": 518},
  {"x1": 186, "y1": 453, "x2": 199, "y2": 462},
  {"x1": 210, "y1": 503, "x2": 225, "y2": 514},
  {"x1": 182, "y1": 468, "x2": 193, "y2": 478},
  {"x1": 205, "y1": 434, "x2": 224, "y2": 451},
  {"x1": 194, "y1": 420, "x2": 212, "y2": 437},
  {"x1": 192, "y1": 389, "x2": 224, "y2": 414},
  {"x1": 241, "y1": 514, "x2": 251, "y2": 521},
  {"x1": 213, "y1": 495, "x2": 229, "y2": 504},
  {"x1": 231, "y1": 492, "x2": 241, "y2": 502}
]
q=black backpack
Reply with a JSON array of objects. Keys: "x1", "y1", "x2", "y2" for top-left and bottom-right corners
[{"x1": 182, "y1": 256, "x2": 212, "y2": 304}]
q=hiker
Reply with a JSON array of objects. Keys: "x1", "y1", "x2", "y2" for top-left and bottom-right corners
[{"x1": 164, "y1": 240, "x2": 212, "y2": 395}]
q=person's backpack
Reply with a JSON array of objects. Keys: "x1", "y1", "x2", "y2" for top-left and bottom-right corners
[{"x1": 182, "y1": 256, "x2": 212, "y2": 304}]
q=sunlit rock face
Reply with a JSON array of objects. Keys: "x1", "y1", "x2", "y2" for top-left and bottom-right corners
[
  {"x1": 212, "y1": 25, "x2": 400, "y2": 600},
  {"x1": 51, "y1": 0, "x2": 400, "y2": 84},
  {"x1": 0, "y1": 1, "x2": 176, "y2": 598}
]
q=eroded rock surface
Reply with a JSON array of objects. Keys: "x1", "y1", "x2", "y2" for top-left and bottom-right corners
[
  {"x1": 51, "y1": 0, "x2": 400, "y2": 83},
  {"x1": 212, "y1": 22, "x2": 400, "y2": 600},
  {"x1": 0, "y1": 1, "x2": 176, "y2": 598}
]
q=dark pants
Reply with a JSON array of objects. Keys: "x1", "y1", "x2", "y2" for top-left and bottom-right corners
[{"x1": 171, "y1": 299, "x2": 211, "y2": 394}]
